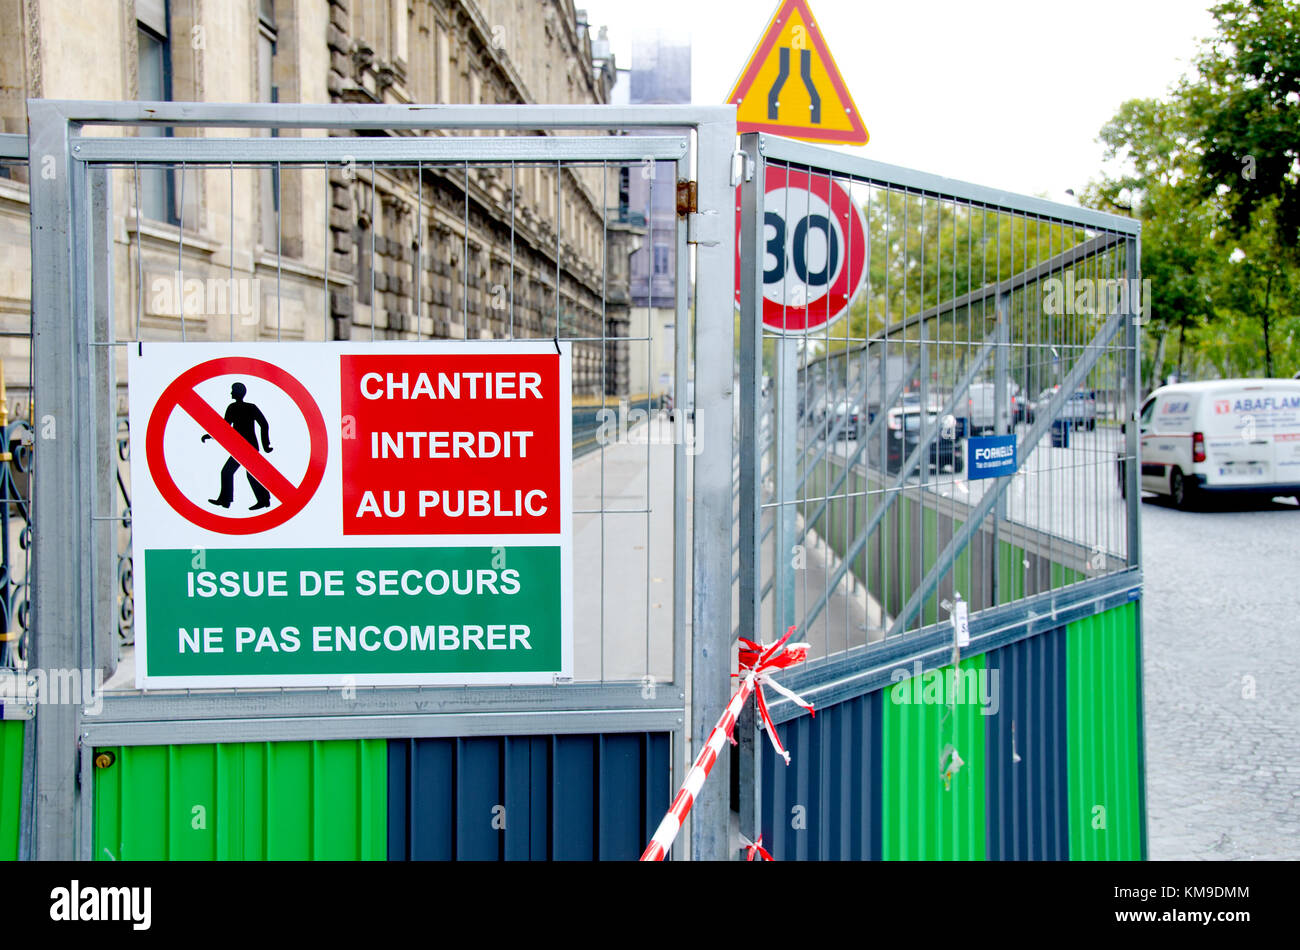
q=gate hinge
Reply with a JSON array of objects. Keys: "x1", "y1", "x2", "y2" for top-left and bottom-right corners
[
  {"x1": 688, "y1": 209, "x2": 721, "y2": 247},
  {"x1": 676, "y1": 180, "x2": 697, "y2": 217}
]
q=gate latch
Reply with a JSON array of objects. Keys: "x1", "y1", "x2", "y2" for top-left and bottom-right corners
[
  {"x1": 730, "y1": 150, "x2": 754, "y2": 186},
  {"x1": 676, "y1": 180, "x2": 697, "y2": 217}
]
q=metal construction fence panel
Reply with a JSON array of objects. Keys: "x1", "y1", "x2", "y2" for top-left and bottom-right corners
[
  {"x1": 736, "y1": 132, "x2": 1146, "y2": 855},
  {"x1": 757, "y1": 599, "x2": 1144, "y2": 861},
  {"x1": 23, "y1": 102, "x2": 738, "y2": 860},
  {"x1": 11, "y1": 105, "x2": 1150, "y2": 861},
  {"x1": 94, "y1": 730, "x2": 672, "y2": 861}
]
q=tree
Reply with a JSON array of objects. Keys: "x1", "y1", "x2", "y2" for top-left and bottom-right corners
[
  {"x1": 1083, "y1": 96, "x2": 1216, "y2": 386},
  {"x1": 1082, "y1": 0, "x2": 1300, "y2": 382},
  {"x1": 1189, "y1": 0, "x2": 1300, "y2": 247},
  {"x1": 1210, "y1": 199, "x2": 1299, "y2": 376}
]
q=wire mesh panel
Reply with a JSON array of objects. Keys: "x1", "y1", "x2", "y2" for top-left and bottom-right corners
[
  {"x1": 98, "y1": 151, "x2": 682, "y2": 688},
  {"x1": 738, "y1": 132, "x2": 1141, "y2": 674},
  {"x1": 26, "y1": 102, "x2": 737, "y2": 860}
]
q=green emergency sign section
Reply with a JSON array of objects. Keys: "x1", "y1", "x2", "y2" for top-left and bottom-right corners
[
  {"x1": 760, "y1": 601, "x2": 1145, "y2": 861},
  {"x1": 145, "y1": 545, "x2": 560, "y2": 676},
  {"x1": 0, "y1": 721, "x2": 22, "y2": 860}
]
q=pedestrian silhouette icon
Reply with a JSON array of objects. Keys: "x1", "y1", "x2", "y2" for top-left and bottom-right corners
[{"x1": 201, "y1": 381, "x2": 275, "y2": 509}]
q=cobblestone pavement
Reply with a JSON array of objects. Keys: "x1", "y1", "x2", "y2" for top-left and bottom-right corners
[{"x1": 1140, "y1": 492, "x2": 1300, "y2": 860}]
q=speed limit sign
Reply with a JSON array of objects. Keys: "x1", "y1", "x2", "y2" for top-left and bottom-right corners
[{"x1": 734, "y1": 165, "x2": 868, "y2": 333}]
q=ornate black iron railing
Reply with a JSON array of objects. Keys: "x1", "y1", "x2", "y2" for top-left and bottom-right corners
[{"x1": 0, "y1": 409, "x2": 33, "y2": 668}]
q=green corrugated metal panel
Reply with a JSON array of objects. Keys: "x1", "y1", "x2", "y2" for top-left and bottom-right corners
[
  {"x1": 1066, "y1": 601, "x2": 1143, "y2": 860},
  {"x1": 952, "y1": 521, "x2": 971, "y2": 616},
  {"x1": 882, "y1": 654, "x2": 987, "y2": 860},
  {"x1": 0, "y1": 721, "x2": 22, "y2": 861},
  {"x1": 1053, "y1": 562, "x2": 1084, "y2": 589},
  {"x1": 920, "y1": 503, "x2": 937, "y2": 625},
  {"x1": 998, "y1": 541, "x2": 1025, "y2": 603},
  {"x1": 94, "y1": 739, "x2": 386, "y2": 860}
]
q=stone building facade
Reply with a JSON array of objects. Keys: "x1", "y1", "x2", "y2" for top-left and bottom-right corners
[{"x1": 0, "y1": 0, "x2": 645, "y2": 402}]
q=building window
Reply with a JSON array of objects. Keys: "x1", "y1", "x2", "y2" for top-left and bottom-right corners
[
  {"x1": 653, "y1": 243, "x2": 670, "y2": 276},
  {"x1": 356, "y1": 219, "x2": 372, "y2": 306},
  {"x1": 259, "y1": 0, "x2": 279, "y2": 251},
  {"x1": 137, "y1": 0, "x2": 176, "y2": 224}
]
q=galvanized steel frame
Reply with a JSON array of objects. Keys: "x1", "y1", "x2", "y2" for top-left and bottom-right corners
[
  {"x1": 0, "y1": 133, "x2": 26, "y2": 159},
  {"x1": 27, "y1": 100, "x2": 737, "y2": 860},
  {"x1": 766, "y1": 566, "x2": 1142, "y2": 721},
  {"x1": 756, "y1": 135, "x2": 1140, "y2": 236}
]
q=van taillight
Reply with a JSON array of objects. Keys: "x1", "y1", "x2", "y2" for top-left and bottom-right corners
[{"x1": 1193, "y1": 432, "x2": 1206, "y2": 463}]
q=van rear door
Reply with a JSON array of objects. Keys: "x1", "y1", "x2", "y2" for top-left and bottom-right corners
[
  {"x1": 1201, "y1": 384, "x2": 1300, "y2": 487},
  {"x1": 1269, "y1": 386, "x2": 1300, "y2": 484},
  {"x1": 1248, "y1": 384, "x2": 1300, "y2": 485}
]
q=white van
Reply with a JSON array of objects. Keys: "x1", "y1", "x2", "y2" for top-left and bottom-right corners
[
  {"x1": 1134, "y1": 379, "x2": 1300, "y2": 508},
  {"x1": 965, "y1": 381, "x2": 1020, "y2": 435}
]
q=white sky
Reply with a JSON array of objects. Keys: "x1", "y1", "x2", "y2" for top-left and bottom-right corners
[{"x1": 582, "y1": 0, "x2": 1216, "y2": 203}]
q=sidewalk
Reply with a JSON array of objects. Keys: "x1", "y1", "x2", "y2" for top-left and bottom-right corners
[{"x1": 570, "y1": 413, "x2": 678, "y2": 683}]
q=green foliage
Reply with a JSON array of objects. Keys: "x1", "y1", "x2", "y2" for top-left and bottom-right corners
[
  {"x1": 1189, "y1": 0, "x2": 1300, "y2": 245},
  {"x1": 832, "y1": 191, "x2": 1088, "y2": 355},
  {"x1": 1082, "y1": 0, "x2": 1300, "y2": 382}
]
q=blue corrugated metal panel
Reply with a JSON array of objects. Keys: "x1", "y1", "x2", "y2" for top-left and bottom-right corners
[
  {"x1": 598, "y1": 734, "x2": 650, "y2": 860},
  {"x1": 458, "y1": 738, "x2": 503, "y2": 859},
  {"x1": 760, "y1": 691, "x2": 881, "y2": 861},
  {"x1": 388, "y1": 733, "x2": 670, "y2": 861},
  {"x1": 552, "y1": 735, "x2": 596, "y2": 860},
  {"x1": 984, "y1": 626, "x2": 1070, "y2": 860}
]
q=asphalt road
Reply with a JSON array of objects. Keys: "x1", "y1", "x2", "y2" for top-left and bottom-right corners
[{"x1": 1140, "y1": 490, "x2": 1300, "y2": 860}]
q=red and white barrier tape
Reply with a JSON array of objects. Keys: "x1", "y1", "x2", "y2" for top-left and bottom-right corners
[
  {"x1": 740, "y1": 833, "x2": 773, "y2": 861},
  {"x1": 639, "y1": 626, "x2": 812, "y2": 862}
]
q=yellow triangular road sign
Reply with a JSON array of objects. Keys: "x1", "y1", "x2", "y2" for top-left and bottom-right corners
[{"x1": 726, "y1": 0, "x2": 868, "y2": 145}]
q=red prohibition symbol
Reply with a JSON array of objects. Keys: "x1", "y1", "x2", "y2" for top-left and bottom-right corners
[{"x1": 145, "y1": 356, "x2": 328, "y2": 535}]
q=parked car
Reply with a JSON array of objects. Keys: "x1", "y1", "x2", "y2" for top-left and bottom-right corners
[
  {"x1": 965, "y1": 381, "x2": 1020, "y2": 435},
  {"x1": 826, "y1": 400, "x2": 863, "y2": 440},
  {"x1": 885, "y1": 407, "x2": 963, "y2": 474},
  {"x1": 1028, "y1": 386, "x2": 1097, "y2": 429},
  {"x1": 1121, "y1": 378, "x2": 1300, "y2": 508}
]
